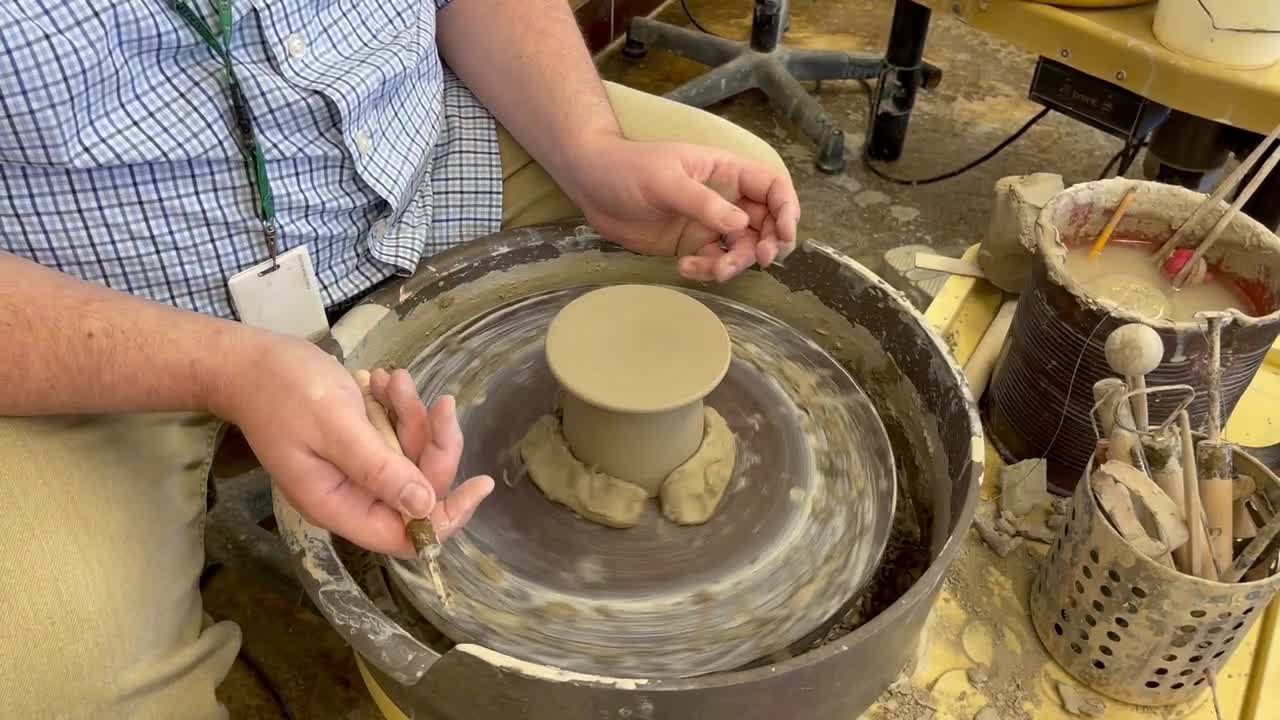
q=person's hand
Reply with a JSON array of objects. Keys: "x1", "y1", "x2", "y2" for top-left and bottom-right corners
[
  {"x1": 212, "y1": 332, "x2": 493, "y2": 558},
  {"x1": 564, "y1": 136, "x2": 800, "y2": 283}
]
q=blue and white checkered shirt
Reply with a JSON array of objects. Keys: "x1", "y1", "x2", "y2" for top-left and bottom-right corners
[{"x1": 1, "y1": 1, "x2": 502, "y2": 318}]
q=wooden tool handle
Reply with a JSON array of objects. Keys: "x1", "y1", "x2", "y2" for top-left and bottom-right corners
[
  {"x1": 1155, "y1": 123, "x2": 1280, "y2": 265},
  {"x1": 1197, "y1": 441, "x2": 1235, "y2": 577},
  {"x1": 353, "y1": 369, "x2": 401, "y2": 452},
  {"x1": 914, "y1": 253, "x2": 987, "y2": 279},
  {"x1": 1227, "y1": 511, "x2": 1280, "y2": 583},
  {"x1": 1107, "y1": 383, "x2": 1144, "y2": 468},
  {"x1": 1093, "y1": 378, "x2": 1127, "y2": 438},
  {"x1": 1178, "y1": 412, "x2": 1214, "y2": 580},
  {"x1": 1127, "y1": 375, "x2": 1150, "y2": 432},
  {"x1": 1175, "y1": 142, "x2": 1280, "y2": 288},
  {"x1": 1144, "y1": 430, "x2": 1190, "y2": 571},
  {"x1": 352, "y1": 369, "x2": 442, "y2": 552}
]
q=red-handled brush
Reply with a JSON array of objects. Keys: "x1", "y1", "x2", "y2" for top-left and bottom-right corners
[{"x1": 1159, "y1": 248, "x2": 1206, "y2": 285}]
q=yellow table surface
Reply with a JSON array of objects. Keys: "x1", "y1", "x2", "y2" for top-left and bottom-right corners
[
  {"x1": 891, "y1": 245, "x2": 1279, "y2": 720},
  {"x1": 914, "y1": 0, "x2": 1280, "y2": 135}
]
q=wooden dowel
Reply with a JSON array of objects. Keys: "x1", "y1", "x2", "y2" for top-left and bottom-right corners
[
  {"x1": 1155, "y1": 123, "x2": 1280, "y2": 264},
  {"x1": 1178, "y1": 412, "x2": 1213, "y2": 580},
  {"x1": 1145, "y1": 428, "x2": 1190, "y2": 572},
  {"x1": 1203, "y1": 314, "x2": 1227, "y2": 445},
  {"x1": 1175, "y1": 142, "x2": 1280, "y2": 288},
  {"x1": 1198, "y1": 441, "x2": 1236, "y2": 576},
  {"x1": 964, "y1": 299, "x2": 1017, "y2": 399},
  {"x1": 914, "y1": 253, "x2": 987, "y2": 279}
]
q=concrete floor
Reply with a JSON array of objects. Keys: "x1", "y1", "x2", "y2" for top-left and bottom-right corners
[
  {"x1": 602, "y1": 0, "x2": 1125, "y2": 275},
  {"x1": 211, "y1": 1, "x2": 1127, "y2": 717}
]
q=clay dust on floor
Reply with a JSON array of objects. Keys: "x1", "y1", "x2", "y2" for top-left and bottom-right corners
[{"x1": 210, "y1": 1, "x2": 1129, "y2": 717}]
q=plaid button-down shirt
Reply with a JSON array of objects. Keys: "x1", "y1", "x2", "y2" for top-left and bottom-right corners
[{"x1": 1, "y1": 0, "x2": 502, "y2": 318}]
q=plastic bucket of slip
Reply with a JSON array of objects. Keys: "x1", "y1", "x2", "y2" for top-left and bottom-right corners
[
  {"x1": 985, "y1": 179, "x2": 1280, "y2": 493},
  {"x1": 1154, "y1": 0, "x2": 1280, "y2": 69}
]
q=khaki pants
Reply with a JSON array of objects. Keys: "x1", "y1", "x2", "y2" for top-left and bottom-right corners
[{"x1": 0, "y1": 83, "x2": 784, "y2": 718}]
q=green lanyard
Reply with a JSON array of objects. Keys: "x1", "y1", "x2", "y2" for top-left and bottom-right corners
[{"x1": 165, "y1": 0, "x2": 279, "y2": 266}]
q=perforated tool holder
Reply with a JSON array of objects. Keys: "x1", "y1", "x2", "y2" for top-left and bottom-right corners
[{"x1": 1030, "y1": 453, "x2": 1280, "y2": 706}]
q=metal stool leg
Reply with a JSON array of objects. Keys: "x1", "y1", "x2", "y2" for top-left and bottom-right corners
[
  {"x1": 757, "y1": 60, "x2": 847, "y2": 173},
  {"x1": 665, "y1": 55, "x2": 759, "y2": 108},
  {"x1": 626, "y1": 16, "x2": 744, "y2": 68},
  {"x1": 867, "y1": 0, "x2": 934, "y2": 162},
  {"x1": 626, "y1": 0, "x2": 942, "y2": 171}
]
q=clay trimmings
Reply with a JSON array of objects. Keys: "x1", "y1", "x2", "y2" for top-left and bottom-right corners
[
  {"x1": 519, "y1": 408, "x2": 737, "y2": 527},
  {"x1": 659, "y1": 408, "x2": 736, "y2": 524},
  {"x1": 519, "y1": 415, "x2": 648, "y2": 528}
]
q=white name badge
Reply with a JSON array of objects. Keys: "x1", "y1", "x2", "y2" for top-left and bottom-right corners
[{"x1": 228, "y1": 245, "x2": 330, "y2": 340}]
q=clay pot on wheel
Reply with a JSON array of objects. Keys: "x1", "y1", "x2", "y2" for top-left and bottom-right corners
[{"x1": 546, "y1": 284, "x2": 732, "y2": 494}]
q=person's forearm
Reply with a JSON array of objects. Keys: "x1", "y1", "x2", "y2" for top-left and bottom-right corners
[
  {"x1": 437, "y1": 0, "x2": 620, "y2": 196},
  {"x1": 0, "y1": 252, "x2": 263, "y2": 417}
]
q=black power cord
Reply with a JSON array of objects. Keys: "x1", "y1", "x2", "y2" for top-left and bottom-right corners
[
  {"x1": 863, "y1": 108, "x2": 1051, "y2": 186},
  {"x1": 856, "y1": 78, "x2": 1052, "y2": 186},
  {"x1": 681, "y1": 0, "x2": 722, "y2": 37},
  {"x1": 236, "y1": 644, "x2": 296, "y2": 720},
  {"x1": 1097, "y1": 139, "x2": 1148, "y2": 180}
]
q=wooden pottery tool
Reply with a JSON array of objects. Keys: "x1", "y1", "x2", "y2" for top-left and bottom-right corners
[
  {"x1": 1104, "y1": 324, "x2": 1164, "y2": 432},
  {"x1": 1092, "y1": 470, "x2": 1169, "y2": 559},
  {"x1": 352, "y1": 369, "x2": 452, "y2": 608},
  {"x1": 1230, "y1": 467, "x2": 1280, "y2": 582},
  {"x1": 1142, "y1": 426, "x2": 1189, "y2": 570},
  {"x1": 1088, "y1": 185, "x2": 1138, "y2": 258},
  {"x1": 964, "y1": 299, "x2": 1017, "y2": 399},
  {"x1": 1194, "y1": 313, "x2": 1235, "y2": 576},
  {"x1": 1245, "y1": 540, "x2": 1280, "y2": 582},
  {"x1": 1177, "y1": 411, "x2": 1214, "y2": 579},
  {"x1": 1234, "y1": 482, "x2": 1261, "y2": 540},
  {"x1": 1093, "y1": 378, "x2": 1125, "y2": 438},
  {"x1": 913, "y1": 252, "x2": 986, "y2": 279},
  {"x1": 1154, "y1": 123, "x2": 1280, "y2": 267},
  {"x1": 1163, "y1": 124, "x2": 1280, "y2": 288},
  {"x1": 1195, "y1": 476, "x2": 1231, "y2": 579},
  {"x1": 1096, "y1": 460, "x2": 1188, "y2": 565},
  {"x1": 1224, "y1": 491, "x2": 1280, "y2": 583},
  {"x1": 1093, "y1": 379, "x2": 1143, "y2": 468}
]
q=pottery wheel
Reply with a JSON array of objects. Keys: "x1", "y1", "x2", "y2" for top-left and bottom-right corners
[{"x1": 386, "y1": 284, "x2": 897, "y2": 678}]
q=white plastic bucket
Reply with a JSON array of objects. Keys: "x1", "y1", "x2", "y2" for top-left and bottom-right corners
[{"x1": 1154, "y1": 0, "x2": 1280, "y2": 69}]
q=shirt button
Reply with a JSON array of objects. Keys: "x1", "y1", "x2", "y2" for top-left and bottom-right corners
[
  {"x1": 285, "y1": 34, "x2": 307, "y2": 58},
  {"x1": 355, "y1": 129, "x2": 372, "y2": 156},
  {"x1": 372, "y1": 220, "x2": 387, "y2": 239}
]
